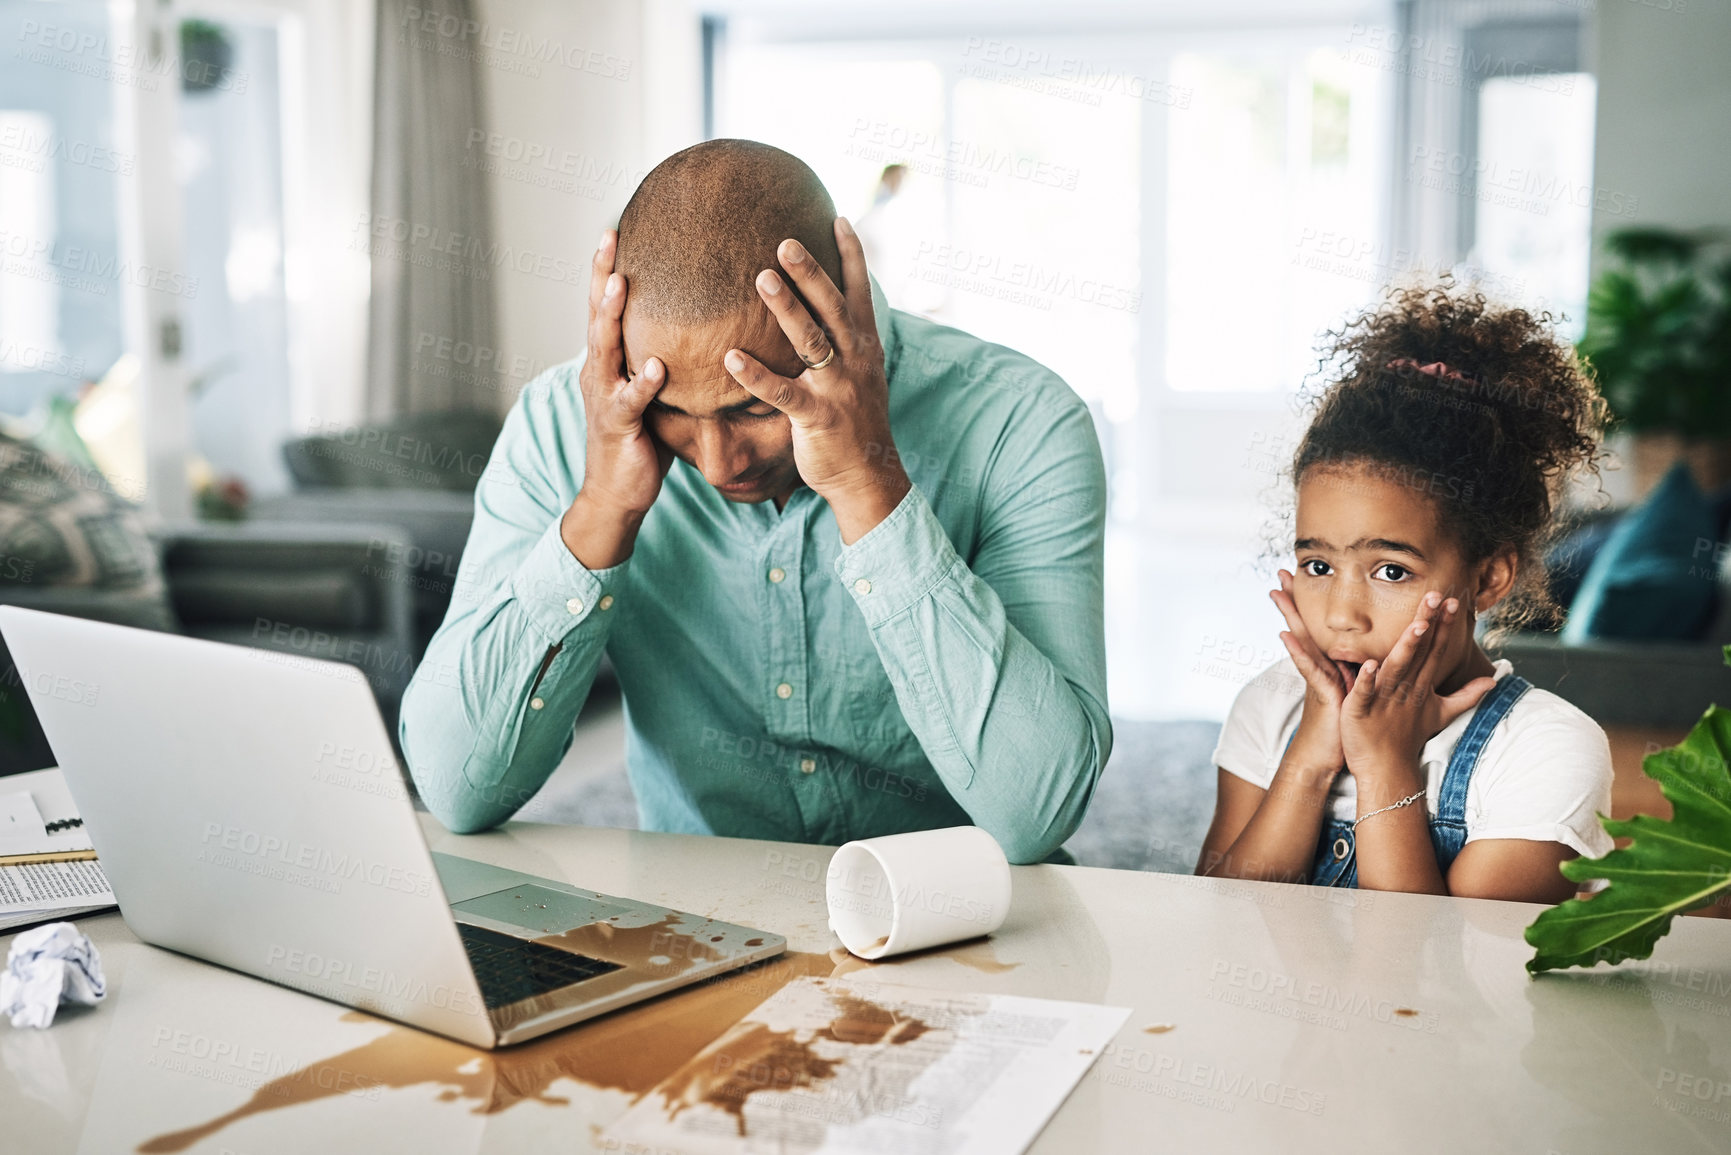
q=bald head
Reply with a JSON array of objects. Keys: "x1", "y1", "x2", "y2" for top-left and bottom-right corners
[{"x1": 614, "y1": 139, "x2": 843, "y2": 325}]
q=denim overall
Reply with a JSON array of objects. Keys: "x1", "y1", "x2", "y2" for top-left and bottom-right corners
[{"x1": 1308, "y1": 674, "x2": 1533, "y2": 888}]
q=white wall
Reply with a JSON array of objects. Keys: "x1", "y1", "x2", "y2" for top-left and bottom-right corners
[
  {"x1": 470, "y1": 0, "x2": 702, "y2": 413},
  {"x1": 1590, "y1": 1, "x2": 1731, "y2": 243},
  {"x1": 1587, "y1": 1, "x2": 1731, "y2": 505}
]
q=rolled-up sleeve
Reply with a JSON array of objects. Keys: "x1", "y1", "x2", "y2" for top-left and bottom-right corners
[
  {"x1": 399, "y1": 368, "x2": 624, "y2": 833},
  {"x1": 833, "y1": 396, "x2": 1111, "y2": 863}
]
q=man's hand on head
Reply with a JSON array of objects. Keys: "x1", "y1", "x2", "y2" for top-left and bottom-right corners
[
  {"x1": 564, "y1": 229, "x2": 675, "y2": 570},
  {"x1": 721, "y1": 217, "x2": 911, "y2": 545}
]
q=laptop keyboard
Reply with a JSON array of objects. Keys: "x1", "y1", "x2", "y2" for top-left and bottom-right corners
[{"x1": 457, "y1": 922, "x2": 624, "y2": 1010}]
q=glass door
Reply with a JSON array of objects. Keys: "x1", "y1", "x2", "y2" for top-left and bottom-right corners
[
  {"x1": 1, "y1": 0, "x2": 191, "y2": 518},
  {"x1": 174, "y1": 10, "x2": 293, "y2": 500}
]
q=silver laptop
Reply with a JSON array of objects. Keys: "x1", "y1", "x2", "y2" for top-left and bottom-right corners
[{"x1": 0, "y1": 606, "x2": 785, "y2": 1048}]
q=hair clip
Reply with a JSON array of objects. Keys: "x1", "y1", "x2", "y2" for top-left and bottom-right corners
[{"x1": 1385, "y1": 357, "x2": 1476, "y2": 385}]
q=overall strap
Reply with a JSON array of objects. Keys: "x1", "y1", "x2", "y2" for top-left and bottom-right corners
[
  {"x1": 1312, "y1": 818, "x2": 1358, "y2": 888},
  {"x1": 1286, "y1": 721, "x2": 1361, "y2": 887},
  {"x1": 1433, "y1": 674, "x2": 1532, "y2": 828}
]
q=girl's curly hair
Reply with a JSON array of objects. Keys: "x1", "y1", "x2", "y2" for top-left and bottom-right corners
[{"x1": 1290, "y1": 282, "x2": 1611, "y2": 635}]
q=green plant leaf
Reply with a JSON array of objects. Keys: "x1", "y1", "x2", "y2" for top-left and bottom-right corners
[
  {"x1": 1579, "y1": 226, "x2": 1731, "y2": 436},
  {"x1": 1525, "y1": 705, "x2": 1731, "y2": 974},
  {"x1": 1605, "y1": 227, "x2": 1702, "y2": 265}
]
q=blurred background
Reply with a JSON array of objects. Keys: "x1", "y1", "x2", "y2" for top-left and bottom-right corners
[{"x1": 1, "y1": 0, "x2": 1726, "y2": 871}]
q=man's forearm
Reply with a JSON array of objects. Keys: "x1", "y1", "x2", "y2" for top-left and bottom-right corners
[
  {"x1": 836, "y1": 487, "x2": 1108, "y2": 864},
  {"x1": 401, "y1": 607, "x2": 609, "y2": 832},
  {"x1": 875, "y1": 587, "x2": 1107, "y2": 863},
  {"x1": 401, "y1": 517, "x2": 624, "y2": 832}
]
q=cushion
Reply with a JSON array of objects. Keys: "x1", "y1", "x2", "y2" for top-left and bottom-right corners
[
  {"x1": 1561, "y1": 461, "x2": 1719, "y2": 643},
  {"x1": 1544, "y1": 512, "x2": 1622, "y2": 613},
  {"x1": 0, "y1": 434, "x2": 176, "y2": 633},
  {"x1": 167, "y1": 568, "x2": 375, "y2": 630},
  {"x1": 1713, "y1": 481, "x2": 1731, "y2": 542},
  {"x1": 283, "y1": 410, "x2": 504, "y2": 492}
]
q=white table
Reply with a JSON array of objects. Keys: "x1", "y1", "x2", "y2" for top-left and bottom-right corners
[{"x1": 5, "y1": 815, "x2": 1730, "y2": 1153}]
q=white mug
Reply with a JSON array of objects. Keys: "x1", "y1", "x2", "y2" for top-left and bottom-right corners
[{"x1": 825, "y1": 826, "x2": 1012, "y2": 960}]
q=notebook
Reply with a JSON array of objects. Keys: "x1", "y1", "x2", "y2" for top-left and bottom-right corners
[{"x1": 0, "y1": 767, "x2": 115, "y2": 933}]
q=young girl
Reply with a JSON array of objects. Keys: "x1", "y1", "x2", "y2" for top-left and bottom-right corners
[{"x1": 1197, "y1": 285, "x2": 1614, "y2": 901}]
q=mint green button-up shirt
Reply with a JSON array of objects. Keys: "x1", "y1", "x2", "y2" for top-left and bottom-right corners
[{"x1": 398, "y1": 283, "x2": 1110, "y2": 864}]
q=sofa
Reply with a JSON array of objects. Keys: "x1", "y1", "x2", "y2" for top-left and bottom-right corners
[
  {"x1": 0, "y1": 522, "x2": 416, "y2": 776},
  {"x1": 1495, "y1": 488, "x2": 1731, "y2": 730},
  {"x1": 253, "y1": 410, "x2": 497, "y2": 659}
]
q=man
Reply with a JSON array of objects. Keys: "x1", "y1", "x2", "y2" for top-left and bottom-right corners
[{"x1": 399, "y1": 140, "x2": 1109, "y2": 864}]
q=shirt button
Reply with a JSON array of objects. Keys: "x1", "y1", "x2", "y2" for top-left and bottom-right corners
[
  {"x1": 775, "y1": 682, "x2": 793, "y2": 700},
  {"x1": 529, "y1": 697, "x2": 545, "y2": 711},
  {"x1": 853, "y1": 578, "x2": 871, "y2": 595},
  {"x1": 799, "y1": 757, "x2": 816, "y2": 774},
  {"x1": 768, "y1": 567, "x2": 786, "y2": 584},
  {"x1": 565, "y1": 597, "x2": 584, "y2": 615},
  {"x1": 598, "y1": 595, "x2": 614, "y2": 610}
]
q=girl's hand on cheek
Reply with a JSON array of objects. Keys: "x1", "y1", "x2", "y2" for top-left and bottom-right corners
[
  {"x1": 1270, "y1": 570, "x2": 1346, "y2": 783},
  {"x1": 1340, "y1": 593, "x2": 1497, "y2": 785}
]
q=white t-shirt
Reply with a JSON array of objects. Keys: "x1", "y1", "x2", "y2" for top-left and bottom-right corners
[{"x1": 1210, "y1": 657, "x2": 1614, "y2": 859}]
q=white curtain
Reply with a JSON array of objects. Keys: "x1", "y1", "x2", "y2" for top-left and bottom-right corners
[{"x1": 364, "y1": 0, "x2": 501, "y2": 419}]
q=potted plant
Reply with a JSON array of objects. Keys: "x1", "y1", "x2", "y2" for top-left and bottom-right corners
[
  {"x1": 179, "y1": 19, "x2": 234, "y2": 95},
  {"x1": 1578, "y1": 227, "x2": 1731, "y2": 496}
]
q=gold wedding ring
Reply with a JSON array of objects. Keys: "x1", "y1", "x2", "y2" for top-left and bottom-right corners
[{"x1": 801, "y1": 345, "x2": 836, "y2": 371}]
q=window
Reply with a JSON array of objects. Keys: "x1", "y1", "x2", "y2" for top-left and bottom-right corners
[
  {"x1": 1, "y1": 0, "x2": 368, "y2": 515},
  {"x1": 1468, "y1": 72, "x2": 1597, "y2": 335},
  {"x1": 1391, "y1": 8, "x2": 1596, "y2": 332},
  {"x1": 1165, "y1": 48, "x2": 1388, "y2": 392},
  {"x1": 176, "y1": 14, "x2": 293, "y2": 495},
  {"x1": 0, "y1": 0, "x2": 129, "y2": 414},
  {"x1": 719, "y1": 43, "x2": 1139, "y2": 423},
  {"x1": 712, "y1": 10, "x2": 1594, "y2": 723},
  {"x1": 720, "y1": 29, "x2": 1393, "y2": 426}
]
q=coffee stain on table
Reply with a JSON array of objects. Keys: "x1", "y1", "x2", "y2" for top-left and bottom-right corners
[
  {"x1": 1394, "y1": 1007, "x2": 1419, "y2": 1018},
  {"x1": 839, "y1": 935, "x2": 1019, "y2": 973},
  {"x1": 136, "y1": 949, "x2": 840, "y2": 1154},
  {"x1": 1142, "y1": 1023, "x2": 1175, "y2": 1034},
  {"x1": 138, "y1": 924, "x2": 1012, "y2": 1152},
  {"x1": 948, "y1": 940, "x2": 1019, "y2": 975}
]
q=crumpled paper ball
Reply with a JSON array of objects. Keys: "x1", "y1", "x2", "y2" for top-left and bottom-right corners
[{"x1": 0, "y1": 922, "x2": 106, "y2": 1029}]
